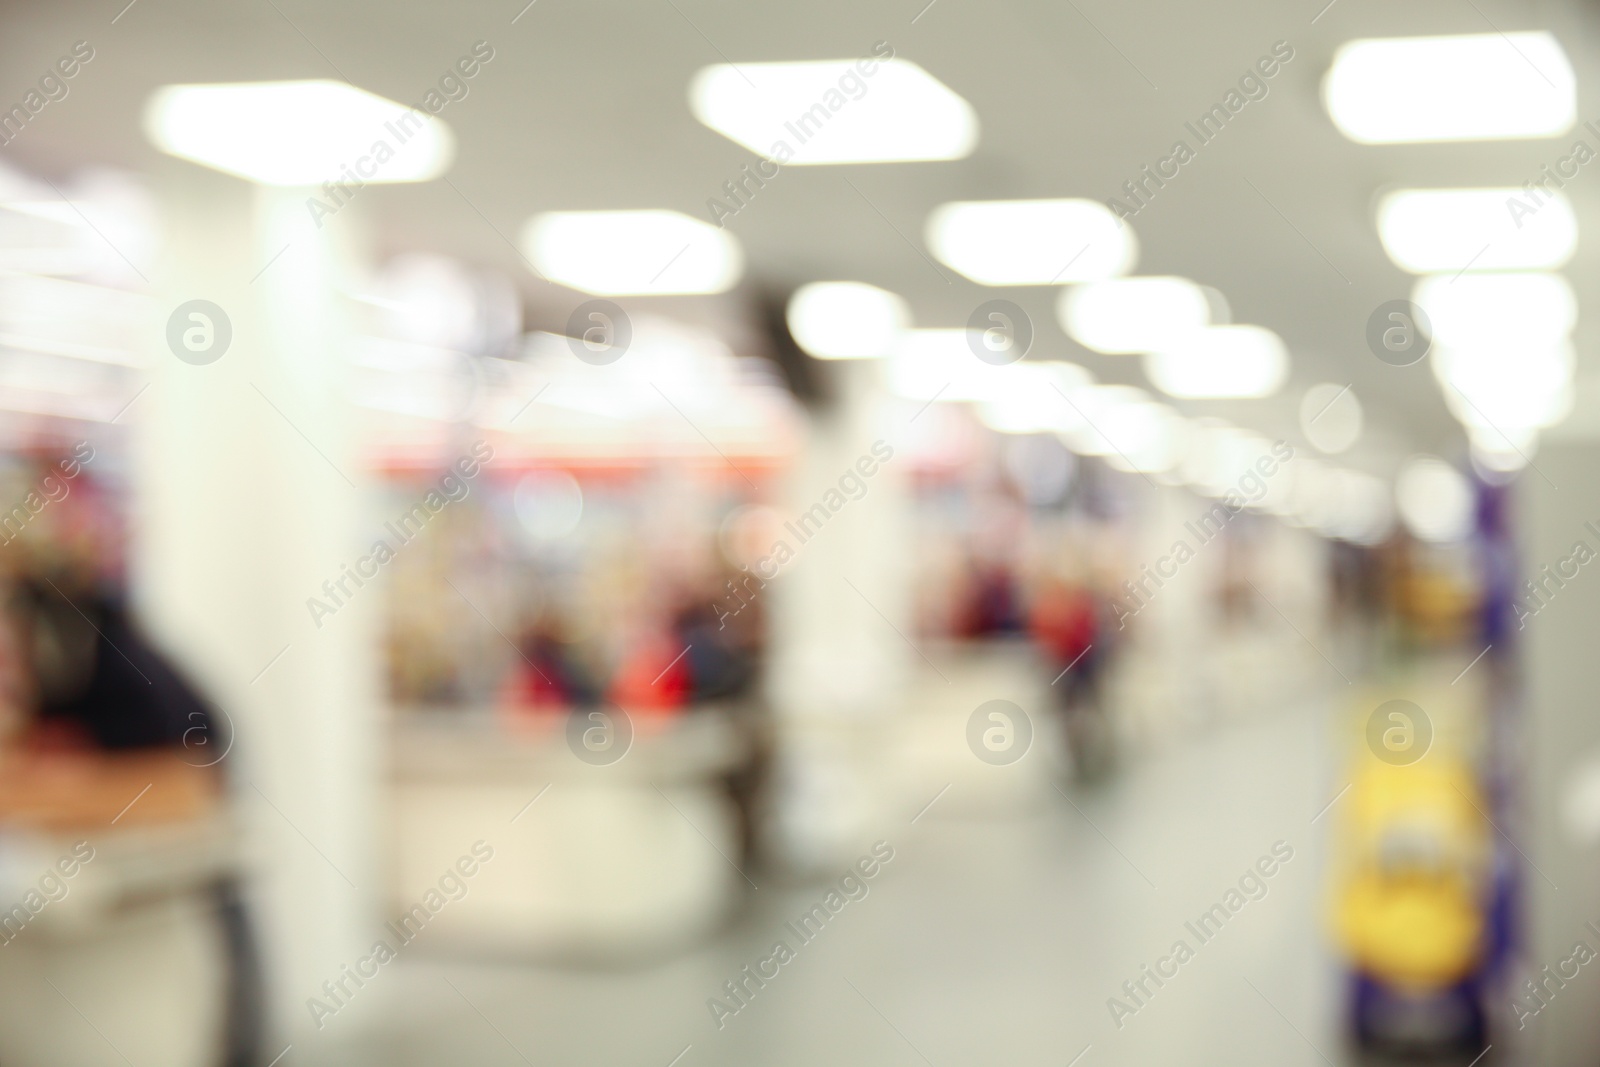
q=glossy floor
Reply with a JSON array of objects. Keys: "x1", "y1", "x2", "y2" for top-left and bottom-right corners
[{"x1": 305, "y1": 696, "x2": 1359, "y2": 1067}]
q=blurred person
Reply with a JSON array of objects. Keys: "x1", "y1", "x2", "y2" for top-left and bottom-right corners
[
  {"x1": 0, "y1": 577, "x2": 217, "y2": 822},
  {"x1": 499, "y1": 606, "x2": 599, "y2": 714},
  {"x1": 957, "y1": 556, "x2": 1024, "y2": 638},
  {"x1": 675, "y1": 570, "x2": 769, "y2": 863},
  {"x1": 957, "y1": 490, "x2": 1028, "y2": 639},
  {"x1": 1030, "y1": 575, "x2": 1114, "y2": 780},
  {"x1": 608, "y1": 617, "x2": 692, "y2": 712},
  {"x1": 0, "y1": 549, "x2": 264, "y2": 1067},
  {"x1": 676, "y1": 568, "x2": 761, "y2": 705}
]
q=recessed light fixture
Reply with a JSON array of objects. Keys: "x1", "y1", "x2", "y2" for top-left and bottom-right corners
[
  {"x1": 787, "y1": 281, "x2": 908, "y2": 359},
  {"x1": 1057, "y1": 384, "x2": 1153, "y2": 457},
  {"x1": 1434, "y1": 340, "x2": 1573, "y2": 432},
  {"x1": 1412, "y1": 272, "x2": 1575, "y2": 347},
  {"x1": 1179, "y1": 419, "x2": 1239, "y2": 495},
  {"x1": 689, "y1": 59, "x2": 977, "y2": 165},
  {"x1": 1396, "y1": 455, "x2": 1475, "y2": 543},
  {"x1": 925, "y1": 199, "x2": 1136, "y2": 286},
  {"x1": 1097, "y1": 401, "x2": 1180, "y2": 473},
  {"x1": 1378, "y1": 188, "x2": 1577, "y2": 274},
  {"x1": 1324, "y1": 32, "x2": 1575, "y2": 143},
  {"x1": 1058, "y1": 276, "x2": 1210, "y2": 354},
  {"x1": 977, "y1": 363, "x2": 1094, "y2": 434},
  {"x1": 1144, "y1": 325, "x2": 1288, "y2": 399},
  {"x1": 1299, "y1": 383, "x2": 1363, "y2": 455},
  {"x1": 888, "y1": 328, "x2": 977, "y2": 400},
  {"x1": 522, "y1": 210, "x2": 743, "y2": 295},
  {"x1": 887, "y1": 328, "x2": 1092, "y2": 406},
  {"x1": 1469, "y1": 425, "x2": 1537, "y2": 474},
  {"x1": 1188, "y1": 423, "x2": 1295, "y2": 501},
  {"x1": 143, "y1": 80, "x2": 454, "y2": 185},
  {"x1": 1331, "y1": 470, "x2": 1395, "y2": 545}
]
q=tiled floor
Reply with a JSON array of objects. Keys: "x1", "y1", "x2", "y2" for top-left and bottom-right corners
[{"x1": 304, "y1": 691, "x2": 1355, "y2": 1066}]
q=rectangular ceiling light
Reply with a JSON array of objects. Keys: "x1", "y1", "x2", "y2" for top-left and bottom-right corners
[
  {"x1": 1412, "y1": 272, "x2": 1575, "y2": 348},
  {"x1": 887, "y1": 328, "x2": 995, "y2": 401},
  {"x1": 1057, "y1": 384, "x2": 1169, "y2": 466},
  {"x1": 144, "y1": 80, "x2": 454, "y2": 186},
  {"x1": 1434, "y1": 341, "x2": 1573, "y2": 432},
  {"x1": 1325, "y1": 32, "x2": 1575, "y2": 143},
  {"x1": 522, "y1": 210, "x2": 743, "y2": 295},
  {"x1": 1058, "y1": 276, "x2": 1211, "y2": 354},
  {"x1": 1143, "y1": 325, "x2": 1288, "y2": 399},
  {"x1": 689, "y1": 59, "x2": 977, "y2": 165},
  {"x1": 976, "y1": 362, "x2": 1094, "y2": 434},
  {"x1": 1378, "y1": 187, "x2": 1577, "y2": 273},
  {"x1": 787, "y1": 281, "x2": 908, "y2": 359},
  {"x1": 887, "y1": 329, "x2": 1092, "y2": 404},
  {"x1": 926, "y1": 199, "x2": 1136, "y2": 286}
]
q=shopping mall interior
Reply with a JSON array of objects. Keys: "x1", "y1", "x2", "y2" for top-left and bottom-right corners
[{"x1": 0, "y1": 0, "x2": 1596, "y2": 1064}]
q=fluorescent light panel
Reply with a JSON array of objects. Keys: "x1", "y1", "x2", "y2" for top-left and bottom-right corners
[
  {"x1": 1433, "y1": 341, "x2": 1573, "y2": 431},
  {"x1": 1469, "y1": 425, "x2": 1537, "y2": 473},
  {"x1": 1098, "y1": 401, "x2": 1180, "y2": 473},
  {"x1": 977, "y1": 363, "x2": 1094, "y2": 434},
  {"x1": 926, "y1": 199, "x2": 1136, "y2": 286},
  {"x1": 689, "y1": 59, "x2": 977, "y2": 165},
  {"x1": 888, "y1": 328, "x2": 1093, "y2": 409},
  {"x1": 787, "y1": 281, "x2": 908, "y2": 359},
  {"x1": 522, "y1": 210, "x2": 743, "y2": 295},
  {"x1": 144, "y1": 80, "x2": 453, "y2": 185},
  {"x1": 1299, "y1": 383, "x2": 1362, "y2": 455},
  {"x1": 1396, "y1": 455, "x2": 1474, "y2": 543},
  {"x1": 1325, "y1": 32, "x2": 1575, "y2": 144},
  {"x1": 1057, "y1": 384, "x2": 1152, "y2": 457},
  {"x1": 1143, "y1": 325, "x2": 1288, "y2": 399},
  {"x1": 1059, "y1": 276, "x2": 1209, "y2": 354},
  {"x1": 1179, "y1": 419, "x2": 1240, "y2": 495},
  {"x1": 1412, "y1": 272, "x2": 1575, "y2": 347},
  {"x1": 1379, "y1": 187, "x2": 1577, "y2": 273}
]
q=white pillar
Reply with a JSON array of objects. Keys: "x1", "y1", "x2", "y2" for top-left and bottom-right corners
[
  {"x1": 1127, "y1": 482, "x2": 1207, "y2": 740},
  {"x1": 763, "y1": 360, "x2": 912, "y2": 869},
  {"x1": 133, "y1": 163, "x2": 379, "y2": 1044},
  {"x1": 1520, "y1": 439, "x2": 1600, "y2": 1064}
]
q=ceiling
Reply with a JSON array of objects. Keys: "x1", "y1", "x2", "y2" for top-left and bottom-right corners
[{"x1": 2, "y1": 0, "x2": 1598, "y2": 474}]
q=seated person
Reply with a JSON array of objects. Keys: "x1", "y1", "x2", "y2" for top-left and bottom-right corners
[
  {"x1": 0, "y1": 566, "x2": 219, "y2": 827},
  {"x1": 0, "y1": 556, "x2": 262, "y2": 1067}
]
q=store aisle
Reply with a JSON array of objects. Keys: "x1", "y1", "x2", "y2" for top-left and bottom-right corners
[{"x1": 310, "y1": 693, "x2": 1349, "y2": 1067}]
